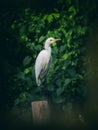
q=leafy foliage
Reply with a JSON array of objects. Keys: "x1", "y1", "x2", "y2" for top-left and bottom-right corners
[
  {"x1": 1, "y1": 0, "x2": 97, "y2": 111},
  {"x1": 8, "y1": 3, "x2": 87, "y2": 108}
]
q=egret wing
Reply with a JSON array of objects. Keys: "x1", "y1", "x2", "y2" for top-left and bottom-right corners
[
  {"x1": 35, "y1": 50, "x2": 52, "y2": 86},
  {"x1": 39, "y1": 56, "x2": 52, "y2": 82}
]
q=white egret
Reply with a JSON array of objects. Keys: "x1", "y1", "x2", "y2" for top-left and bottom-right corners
[{"x1": 35, "y1": 37, "x2": 61, "y2": 87}]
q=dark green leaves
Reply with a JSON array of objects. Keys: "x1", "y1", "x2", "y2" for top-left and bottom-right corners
[
  {"x1": 64, "y1": 78, "x2": 71, "y2": 86},
  {"x1": 5, "y1": 2, "x2": 87, "y2": 108},
  {"x1": 57, "y1": 87, "x2": 65, "y2": 96},
  {"x1": 43, "y1": 13, "x2": 60, "y2": 23},
  {"x1": 39, "y1": 36, "x2": 45, "y2": 43},
  {"x1": 23, "y1": 56, "x2": 32, "y2": 66}
]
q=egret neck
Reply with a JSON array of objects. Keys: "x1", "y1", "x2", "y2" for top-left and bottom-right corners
[{"x1": 44, "y1": 43, "x2": 51, "y2": 56}]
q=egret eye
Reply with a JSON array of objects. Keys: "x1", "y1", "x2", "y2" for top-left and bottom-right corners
[{"x1": 50, "y1": 39, "x2": 53, "y2": 41}]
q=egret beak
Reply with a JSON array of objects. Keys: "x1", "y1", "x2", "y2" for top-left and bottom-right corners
[{"x1": 54, "y1": 38, "x2": 61, "y2": 42}]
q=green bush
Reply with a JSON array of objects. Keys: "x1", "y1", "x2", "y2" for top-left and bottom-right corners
[
  {"x1": 4, "y1": 1, "x2": 98, "y2": 113},
  {"x1": 9, "y1": 3, "x2": 87, "y2": 108}
]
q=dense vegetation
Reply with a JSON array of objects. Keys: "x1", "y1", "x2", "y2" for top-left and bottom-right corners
[{"x1": 0, "y1": 0, "x2": 98, "y2": 121}]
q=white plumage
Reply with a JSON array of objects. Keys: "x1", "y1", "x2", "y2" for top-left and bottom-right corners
[{"x1": 35, "y1": 37, "x2": 61, "y2": 87}]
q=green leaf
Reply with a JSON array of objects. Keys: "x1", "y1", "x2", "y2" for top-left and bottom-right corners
[
  {"x1": 24, "y1": 68, "x2": 30, "y2": 74},
  {"x1": 68, "y1": 6, "x2": 77, "y2": 16},
  {"x1": 23, "y1": 56, "x2": 32, "y2": 66},
  {"x1": 56, "y1": 87, "x2": 65, "y2": 96},
  {"x1": 16, "y1": 72, "x2": 25, "y2": 80},
  {"x1": 53, "y1": 13, "x2": 60, "y2": 19},
  {"x1": 68, "y1": 69, "x2": 76, "y2": 77},
  {"x1": 54, "y1": 97, "x2": 65, "y2": 104},
  {"x1": 52, "y1": 42, "x2": 57, "y2": 47},
  {"x1": 47, "y1": 15, "x2": 53, "y2": 23},
  {"x1": 62, "y1": 53, "x2": 69, "y2": 60},
  {"x1": 60, "y1": 46, "x2": 65, "y2": 53},
  {"x1": 39, "y1": 36, "x2": 45, "y2": 43},
  {"x1": 53, "y1": 46, "x2": 58, "y2": 54},
  {"x1": 35, "y1": 45, "x2": 42, "y2": 50},
  {"x1": 43, "y1": 14, "x2": 54, "y2": 23},
  {"x1": 62, "y1": 52, "x2": 71, "y2": 60},
  {"x1": 64, "y1": 78, "x2": 71, "y2": 86}
]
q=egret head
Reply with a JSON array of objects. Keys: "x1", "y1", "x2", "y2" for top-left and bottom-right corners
[{"x1": 45, "y1": 37, "x2": 61, "y2": 45}]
